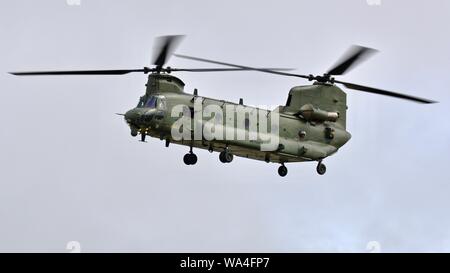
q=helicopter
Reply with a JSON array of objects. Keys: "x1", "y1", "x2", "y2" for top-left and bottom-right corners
[{"x1": 10, "y1": 35, "x2": 436, "y2": 177}]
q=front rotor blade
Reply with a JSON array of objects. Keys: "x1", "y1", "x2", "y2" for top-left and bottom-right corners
[
  {"x1": 152, "y1": 35, "x2": 185, "y2": 68},
  {"x1": 9, "y1": 69, "x2": 145, "y2": 76},
  {"x1": 9, "y1": 67, "x2": 293, "y2": 75},
  {"x1": 327, "y1": 45, "x2": 378, "y2": 76},
  {"x1": 175, "y1": 54, "x2": 308, "y2": 79},
  {"x1": 335, "y1": 80, "x2": 437, "y2": 104}
]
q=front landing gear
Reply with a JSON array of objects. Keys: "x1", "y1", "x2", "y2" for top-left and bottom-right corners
[
  {"x1": 278, "y1": 164, "x2": 288, "y2": 177},
  {"x1": 316, "y1": 161, "x2": 326, "y2": 175},
  {"x1": 183, "y1": 153, "x2": 197, "y2": 165},
  {"x1": 183, "y1": 146, "x2": 197, "y2": 165}
]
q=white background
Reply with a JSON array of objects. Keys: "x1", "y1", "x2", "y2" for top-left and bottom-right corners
[{"x1": 0, "y1": 0, "x2": 449, "y2": 252}]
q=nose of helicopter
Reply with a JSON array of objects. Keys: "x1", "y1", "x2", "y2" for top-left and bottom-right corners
[
  {"x1": 124, "y1": 108, "x2": 141, "y2": 124},
  {"x1": 124, "y1": 108, "x2": 158, "y2": 126}
]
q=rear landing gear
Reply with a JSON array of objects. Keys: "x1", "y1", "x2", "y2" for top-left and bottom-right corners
[
  {"x1": 316, "y1": 161, "x2": 326, "y2": 175},
  {"x1": 219, "y1": 149, "x2": 233, "y2": 163},
  {"x1": 278, "y1": 164, "x2": 288, "y2": 177}
]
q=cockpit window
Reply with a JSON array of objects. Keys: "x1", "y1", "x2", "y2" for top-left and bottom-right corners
[
  {"x1": 156, "y1": 97, "x2": 167, "y2": 110},
  {"x1": 137, "y1": 96, "x2": 145, "y2": 107},
  {"x1": 138, "y1": 95, "x2": 167, "y2": 109},
  {"x1": 146, "y1": 96, "x2": 157, "y2": 108}
]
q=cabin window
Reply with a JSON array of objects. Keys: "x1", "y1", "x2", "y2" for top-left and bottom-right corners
[{"x1": 244, "y1": 118, "x2": 250, "y2": 130}]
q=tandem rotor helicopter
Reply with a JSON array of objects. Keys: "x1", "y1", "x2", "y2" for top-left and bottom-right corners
[{"x1": 10, "y1": 36, "x2": 436, "y2": 177}]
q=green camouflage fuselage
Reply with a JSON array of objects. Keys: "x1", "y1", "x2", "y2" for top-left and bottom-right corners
[{"x1": 124, "y1": 73, "x2": 351, "y2": 164}]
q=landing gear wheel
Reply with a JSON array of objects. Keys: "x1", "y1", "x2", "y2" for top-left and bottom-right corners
[
  {"x1": 131, "y1": 129, "x2": 138, "y2": 137},
  {"x1": 189, "y1": 153, "x2": 197, "y2": 165},
  {"x1": 183, "y1": 153, "x2": 198, "y2": 165},
  {"x1": 183, "y1": 154, "x2": 191, "y2": 165},
  {"x1": 219, "y1": 150, "x2": 233, "y2": 163},
  {"x1": 219, "y1": 152, "x2": 226, "y2": 163},
  {"x1": 278, "y1": 165, "x2": 288, "y2": 177},
  {"x1": 316, "y1": 162, "x2": 326, "y2": 175},
  {"x1": 224, "y1": 152, "x2": 233, "y2": 163}
]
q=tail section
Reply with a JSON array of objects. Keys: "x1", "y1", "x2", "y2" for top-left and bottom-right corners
[{"x1": 282, "y1": 83, "x2": 347, "y2": 129}]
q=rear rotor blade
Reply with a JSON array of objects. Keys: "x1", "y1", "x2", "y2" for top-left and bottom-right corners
[
  {"x1": 335, "y1": 80, "x2": 437, "y2": 104},
  {"x1": 327, "y1": 45, "x2": 378, "y2": 76},
  {"x1": 175, "y1": 54, "x2": 309, "y2": 79},
  {"x1": 9, "y1": 69, "x2": 145, "y2": 76},
  {"x1": 170, "y1": 67, "x2": 294, "y2": 72},
  {"x1": 152, "y1": 35, "x2": 185, "y2": 68}
]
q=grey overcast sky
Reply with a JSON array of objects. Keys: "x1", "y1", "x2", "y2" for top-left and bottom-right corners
[{"x1": 0, "y1": 0, "x2": 449, "y2": 252}]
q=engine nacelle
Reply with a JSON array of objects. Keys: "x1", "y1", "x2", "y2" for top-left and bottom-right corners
[{"x1": 298, "y1": 104, "x2": 339, "y2": 122}]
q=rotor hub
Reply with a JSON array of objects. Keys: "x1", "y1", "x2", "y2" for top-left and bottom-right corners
[{"x1": 308, "y1": 74, "x2": 335, "y2": 84}]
